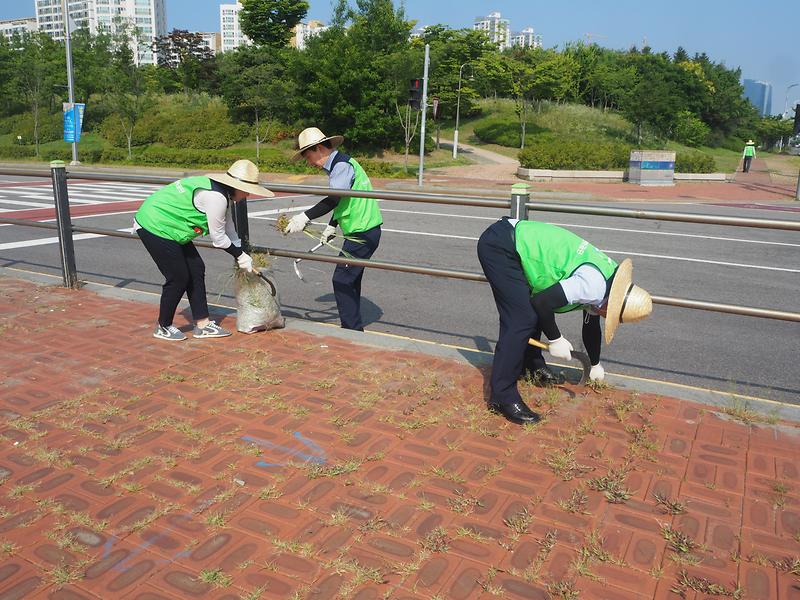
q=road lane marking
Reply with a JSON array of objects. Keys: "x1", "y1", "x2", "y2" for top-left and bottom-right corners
[
  {"x1": 0, "y1": 233, "x2": 106, "y2": 250},
  {"x1": 0, "y1": 199, "x2": 53, "y2": 208},
  {"x1": 379, "y1": 208, "x2": 800, "y2": 248}
]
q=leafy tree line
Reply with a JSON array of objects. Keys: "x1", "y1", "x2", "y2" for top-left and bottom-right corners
[{"x1": 0, "y1": 0, "x2": 791, "y2": 161}]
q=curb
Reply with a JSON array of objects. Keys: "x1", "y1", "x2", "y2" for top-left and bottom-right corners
[{"x1": 4, "y1": 264, "x2": 797, "y2": 424}]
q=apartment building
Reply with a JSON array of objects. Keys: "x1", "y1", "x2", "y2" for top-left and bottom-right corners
[{"x1": 34, "y1": 0, "x2": 166, "y2": 64}]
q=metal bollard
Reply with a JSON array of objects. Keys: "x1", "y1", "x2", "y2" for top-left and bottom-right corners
[
  {"x1": 231, "y1": 196, "x2": 250, "y2": 252},
  {"x1": 510, "y1": 183, "x2": 530, "y2": 220},
  {"x1": 50, "y1": 161, "x2": 79, "y2": 289}
]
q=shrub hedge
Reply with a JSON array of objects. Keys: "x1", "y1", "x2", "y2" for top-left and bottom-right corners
[
  {"x1": 519, "y1": 138, "x2": 631, "y2": 170},
  {"x1": 0, "y1": 112, "x2": 64, "y2": 145},
  {"x1": 519, "y1": 138, "x2": 716, "y2": 173}
]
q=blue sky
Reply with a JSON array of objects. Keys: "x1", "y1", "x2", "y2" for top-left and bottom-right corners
[{"x1": 4, "y1": 0, "x2": 798, "y2": 115}]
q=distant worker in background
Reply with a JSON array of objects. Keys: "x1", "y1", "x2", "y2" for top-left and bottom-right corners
[{"x1": 742, "y1": 140, "x2": 756, "y2": 173}]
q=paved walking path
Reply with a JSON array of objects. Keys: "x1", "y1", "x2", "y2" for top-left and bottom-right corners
[{"x1": 1, "y1": 274, "x2": 799, "y2": 599}]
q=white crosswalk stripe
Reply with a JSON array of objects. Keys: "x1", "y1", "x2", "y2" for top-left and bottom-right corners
[{"x1": 0, "y1": 181, "x2": 160, "y2": 212}]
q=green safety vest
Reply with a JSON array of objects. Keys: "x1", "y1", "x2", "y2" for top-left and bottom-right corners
[
  {"x1": 743, "y1": 145, "x2": 755, "y2": 157},
  {"x1": 514, "y1": 220, "x2": 618, "y2": 313},
  {"x1": 332, "y1": 157, "x2": 383, "y2": 236},
  {"x1": 135, "y1": 176, "x2": 215, "y2": 244}
]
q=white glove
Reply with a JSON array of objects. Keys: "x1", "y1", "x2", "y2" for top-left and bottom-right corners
[
  {"x1": 321, "y1": 224, "x2": 336, "y2": 243},
  {"x1": 589, "y1": 363, "x2": 605, "y2": 382},
  {"x1": 236, "y1": 252, "x2": 254, "y2": 272},
  {"x1": 286, "y1": 212, "x2": 310, "y2": 234},
  {"x1": 547, "y1": 336, "x2": 573, "y2": 361}
]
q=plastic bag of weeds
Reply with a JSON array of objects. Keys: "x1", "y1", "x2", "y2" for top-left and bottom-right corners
[{"x1": 234, "y1": 269, "x2": 285, "y2": 334}]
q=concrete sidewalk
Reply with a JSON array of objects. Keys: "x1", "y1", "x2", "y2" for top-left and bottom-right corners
[{"x1": 1, "y1": 273, "x2": 799, "y2": 599}]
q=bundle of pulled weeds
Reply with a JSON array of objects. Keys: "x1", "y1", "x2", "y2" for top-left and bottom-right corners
[
  {"x1": 232, "y1": 252, "x2": 285, "y2": 334},
  {"x1": 275, "y1": 216, "x2": 363, "y2": 258}
]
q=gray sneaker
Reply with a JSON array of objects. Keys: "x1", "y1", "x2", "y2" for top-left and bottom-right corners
[
  {"x1": 192, "y1": 320, "x2": 231, "y2": 339},
  {"x1": 153, "y1": 324, "x2": 187, "y2": 341}
]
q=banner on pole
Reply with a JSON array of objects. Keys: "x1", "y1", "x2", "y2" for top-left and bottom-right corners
[{"x1": 63, "y1": 102, "x2": 85, "y2": 143}]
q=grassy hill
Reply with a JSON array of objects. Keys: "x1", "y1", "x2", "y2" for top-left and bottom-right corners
[{"x1": 442, "y1": 99, "x2": 741, "y2": 173}]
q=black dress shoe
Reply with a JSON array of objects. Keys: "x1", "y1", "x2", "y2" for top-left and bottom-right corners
[
  {"x1": 489, "y1": 401, "x2": 541, "y2": 425},
  {"x1": 524, "y1": 367, "x2": 565, "y2": 387}
]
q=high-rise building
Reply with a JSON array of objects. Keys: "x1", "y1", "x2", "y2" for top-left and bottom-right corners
[
  {"x1": 509, "y1": 27, "x2": 541, "y2": 49},
  {"x1": 0, "y1": 17, "x2": 37, "y2": 42},
  {"x1": 33, "y1": 0, "x2": 166, "y2": 65},
  {"x1": 220, "y1": 2, "x2": 249, "y2": 52},
  {"x1": 742, "y1": 79, "x2": 773, "y2": 116},
  {"x1": 292, "y1": 20, "x2": 327, "y2": 50},
  {"x1": 199, "y1": 31, "x2": 221, "y2": 54},
  {"x1": 474, "y1": 11, "x2": 510, "y2": 50}
]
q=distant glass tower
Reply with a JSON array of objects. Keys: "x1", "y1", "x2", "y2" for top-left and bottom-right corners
[{"x1": 742, "y1": 79, "x2": 773, "y2": 116}]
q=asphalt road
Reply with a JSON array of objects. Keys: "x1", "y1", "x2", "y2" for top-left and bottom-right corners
[{"x1": 1, "y1": 174, "x2": 798, "y2": 405}]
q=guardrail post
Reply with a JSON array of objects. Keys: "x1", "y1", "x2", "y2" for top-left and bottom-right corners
[
  {"x1": 231, "y1": 196, "x2": 250, "y2": 252},
  {"x1": 510, "y1": 183, "x2": 529, "y2": 220},
  {"x1": 50, "y1": 160, "x2": 79, "y2": 289}
]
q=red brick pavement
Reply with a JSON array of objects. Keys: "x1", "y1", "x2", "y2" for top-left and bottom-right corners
[{"x1": 1, "y1": 275, "x2": 799, "y2": 599}]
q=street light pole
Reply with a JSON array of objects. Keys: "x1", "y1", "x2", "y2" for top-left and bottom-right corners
[
  {"x1": 62, "y1": 0, "x2": 79, "y2": 165},
  {"x1": 452, "y1": 62, "x2": 469, "y2": 160},
  {"x1": 417, "y1": 43, "x2": 430, "y2": 187}
]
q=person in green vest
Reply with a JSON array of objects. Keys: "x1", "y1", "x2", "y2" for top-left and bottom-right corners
[
  {"x1": 477, "y1": 217, "x2": 653, "y2": 425},
  {"x1": 285, "y1": 127, "x2": 383, "y2": 331},
  {"x1": 742, "y1": 140, "x2": 756, "y2": 173},
  {"x1": 134, "y1": 159, "x2": 273, "y2": 341}
]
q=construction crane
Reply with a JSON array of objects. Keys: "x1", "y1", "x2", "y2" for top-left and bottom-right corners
[{"x1": 585, "y1": 33, "x2": 607, "y2": 44}]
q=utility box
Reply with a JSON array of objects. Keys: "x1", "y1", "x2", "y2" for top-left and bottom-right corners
[{"x1": 628, "y1": 150, "x2": 675, "y2": 186}]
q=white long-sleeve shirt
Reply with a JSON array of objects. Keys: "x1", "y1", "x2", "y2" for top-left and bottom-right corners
[{"x1": 133, "y1": 188, "x2": 241, "y2": 249}]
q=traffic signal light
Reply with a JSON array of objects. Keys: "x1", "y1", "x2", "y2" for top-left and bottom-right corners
[
  {"x1": 794, "y1": 104, "x2": 800, "y2": 136},
  {"x1": 409, "y1": 78, "x2": 422, "y2": 110}
]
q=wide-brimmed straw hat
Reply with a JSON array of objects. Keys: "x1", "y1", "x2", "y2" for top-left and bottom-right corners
[
  {"x1": 746, "y1": 140, "x2": 755, "y2": 145},
  {"x1": 207, "y1": 159, "x2": 273, "y2": 197},
  {"x1": 291, "y1": 127, "x2": 344, "y2": 161},
  {"x1": 605, "y1": 258, "x2": 653, "y2": 344}
]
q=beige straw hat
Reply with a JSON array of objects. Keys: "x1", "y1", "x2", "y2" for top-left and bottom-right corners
[
  {"x1": 291, "y1": 127, "x2": 344, "y2": 161},
  {"x1": 746, "y1": 140, "x2": 755, "y2": 145},
  {"x1": 207, "y1": 159, "x2": 273, "y2": 197},
  {"x1": 604, "y1": 258, "x2": 653, "y2": 344}
]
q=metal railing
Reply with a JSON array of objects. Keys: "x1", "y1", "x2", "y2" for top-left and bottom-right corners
[{"x1": 0, "y1": 162, "x2": 798, "y2": 323}]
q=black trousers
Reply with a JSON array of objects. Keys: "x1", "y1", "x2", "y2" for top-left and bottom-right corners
[
  {"x1": 138, "y1": 228, "x2": 209, "y2": 327},
  {"x1": 477, "y1": 219, "x2": 544, "y2": 407},
  {"x1": 333, "y1": 225, "x2": 381, "y2": 331},
  {"x1": 743, "y1": 156, "x2": 752, "y2": 172}
]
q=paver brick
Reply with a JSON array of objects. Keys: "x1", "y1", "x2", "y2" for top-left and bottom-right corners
[{"x1": 2, "y1": 276, "x2": 800, "y2": 600}]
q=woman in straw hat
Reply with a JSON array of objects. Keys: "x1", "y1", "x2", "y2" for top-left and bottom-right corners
[
  {"x1": 134, "y1": 159, "x2": 273, "y2": 341},
  {"x1": 285, "y1": 127, "x2": 383, "y2": 331},
  {"x1": 477, "y1": 217, "x2": 652, "y2": 425}
]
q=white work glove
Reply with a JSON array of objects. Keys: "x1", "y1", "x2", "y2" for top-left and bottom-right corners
[
  {"x1": 547, "y1": 336, "x2": 573, "y2": 361},
  {"x1": 286, "y1": 212, "x2": 310, "y2": 234},
  {"x1": 321, "y1": 224, "x2": 336, "y2": 243},
  {"x1": 589, "y1": 363, "x2": 605, "y2": 382},
  {"x1": 236, "y1": 252, "x2": 254, "y2": 272}
]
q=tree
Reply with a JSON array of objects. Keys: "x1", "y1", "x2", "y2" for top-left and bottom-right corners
[
  {"x1": 152, "y1": 30, "x2": 217, "y2": 93},
  {"x1": 239, "y1": 0, "x2": 309, "y2": 49},
  {"x1": 218, "y1": 46, "x2": 296, "y2": 158},
  {"x1": 14, "y1": 33, "x2": 61, "y2": 156},
  {"x1": 291, "y1": 0, "x2": 415, "y2": 150},
  {"x1": 106, "y1": 46, "x2": 153, "y2": 159}
]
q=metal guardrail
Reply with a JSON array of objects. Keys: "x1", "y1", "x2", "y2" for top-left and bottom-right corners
[{"x1": 0, "y1": 163, "x2": 798, "y2": 323}]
